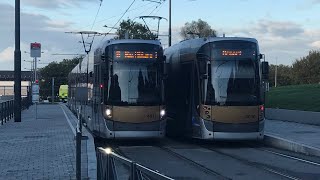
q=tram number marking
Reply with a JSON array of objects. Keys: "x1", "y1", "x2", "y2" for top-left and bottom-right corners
[{"x1": 146, "y1": 114, "x2": 156, "y2": 119}]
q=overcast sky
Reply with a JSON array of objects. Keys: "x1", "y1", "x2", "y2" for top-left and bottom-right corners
[{"x1": 1, "y1": 0, "x2": 320, "y2": 70}]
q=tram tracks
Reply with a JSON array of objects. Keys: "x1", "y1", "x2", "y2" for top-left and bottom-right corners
[
  {"x1": 158, "y1": 146, "x2": 231, "y2": 180},
  {"x1": 98, "y1": 140, "x2": 230, "y2": 179},
  {"x1": 96, "y1": 138, "x2": 320, "y2": 180},
  {"x1": 201, "y1": 145, "x2": 301, "y2": 180},
  {"x1": 253, "y1": 146, "x2": 320, "y2": 167},
  {"x1": 160, "y1": 139, "x2": 320, "y2": 180}
]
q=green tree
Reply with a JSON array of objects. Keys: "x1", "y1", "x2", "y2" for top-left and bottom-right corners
[
  {"x1": 39, "y1": 57, "x2": 80, "y2": 99},
  {"x1": 268, "y1": 64, "x2": 294, "y2": 87},
  {"x1": 292, "y1": 50, "x2": 320, "y2": 84},
  {"x1": 180, "y1": 19, "x2": 217, "y2": 39},
  {"x1": 116, "y1": 19, "x2": 156, "y2": 40}
]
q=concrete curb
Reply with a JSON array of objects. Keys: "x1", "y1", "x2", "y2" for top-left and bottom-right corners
[
  {"x1": 83, "y1": 126, "x2": 97, "y2": 180},
  {"x1": 264, "y1": 133, "x2": 320, "y2": 157},
  {"x1": 61, "y1": 104, "x2": 97, "y2": 180}
]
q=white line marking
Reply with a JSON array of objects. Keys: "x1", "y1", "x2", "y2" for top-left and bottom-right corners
[
  {"x1": 264, "y1": 149, "x2": 320, "y2": 166},
  {"x1": 62, "y1": 104, "x2": 78, "y2": 124},
  {"x1": 60, "y1": 105, "x2": 76, "y2": 136}
]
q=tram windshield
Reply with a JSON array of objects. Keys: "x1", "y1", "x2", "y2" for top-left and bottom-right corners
[
  {"x1": 107, "y1": 43, "x2": 162, "y2": 106},
  {"x1": 202, "y1": 41, "x2": 260, "y2": 106},
  {"x1": 108, "y1": 62, "x2": 160, "y2": 105}
]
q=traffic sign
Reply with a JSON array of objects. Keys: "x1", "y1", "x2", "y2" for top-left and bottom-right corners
[
  {"x1": 32, "y1": 94, "x2": 39, "y2": 103},
  {"x1": 30, "y1": 42, "x2": 41, "y2": 57},
  {"x1": 32, "y1": 84, "x2": 39, "y2": 103}
]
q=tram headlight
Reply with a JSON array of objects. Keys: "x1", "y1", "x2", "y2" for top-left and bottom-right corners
[
  {"x1": 105, "y1": 108, "x2": 112, "y2": 118},
  {"x1": 160, "y1": 109, "x2": 166, "y2": 119}
]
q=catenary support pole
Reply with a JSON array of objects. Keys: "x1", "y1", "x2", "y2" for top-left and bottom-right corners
[
  {"x1": 52, "y1": 77, "x2": 55, "y2": 103},
  {"x1": 14, "y1": 0, "x2": 21, "y2": 122}
]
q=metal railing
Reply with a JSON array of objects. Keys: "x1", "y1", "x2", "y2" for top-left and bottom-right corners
[
  {"x1": 0, "y1": 86, "x2": 30, "y2": 96},
  {"x1": 0, "y1": 100, "x2": 14, "y2": 125},
  {"x1": 0, "y1": 97, "x2": 32, "y2": 125},
  {"x1": 97, "y1": 147, "x2": 174, "y2": 180}
]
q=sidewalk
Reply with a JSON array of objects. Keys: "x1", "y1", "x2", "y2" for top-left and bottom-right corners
[
  {"x1": 266, "y1": 108, "x2": 320, "y2": 126},
  {"x1": 265, "y1": 119, "x2": 320, "y2": 157},
  {"x1": 0, "y1": 104, "x2": 96, "y2": 179}
]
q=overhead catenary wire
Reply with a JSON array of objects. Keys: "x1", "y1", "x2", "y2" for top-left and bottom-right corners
[
  {"x1": 73, "y1": 0, "x2": 104, "y2": 56},
  {"x1": 93, "y1": 1, "x2": 154, "y2": 28},
  {"x1": 148, "y1": 0, "x2": 164, "y2": 16},
  {"x1": 84, "y1": 0, "x2": 104, "y2": 52},
  {"x1": 144, "y1": 0, "x2": 166, "y2": 31},
  {"x1": 91, "y1": 0, "x2": 104, "y2": 30},
  {"x1": 132, "y1": 2, "x2": 159, "y2": 21},
  {"x1": 101, "y1": 0, "x2": 137, "y2": 42},
  {"x1": 151, "y1": 0, "x2": 166, "y2": 16}
]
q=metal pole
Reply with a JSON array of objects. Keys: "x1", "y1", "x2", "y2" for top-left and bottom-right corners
[
  {"x1": 52, "y1": 77, "x2": 55, "y2": 103},
  {"x1": 168, "y1": 0, "x2": 172, "y2": 47},
  {"x1": 76, "y1": 110, "x2": 82, "y2": 180},
  {"x1": 14, "y1": 0, "x2": 21, "y2": 122},
  {"x1": 275, "y1": 57, "x2": 278, "y2": 87},
  {"x1": 31, "y1": 60, "x2": 34, "y2": 83},
  {"x1": 76, "y1": 128, "x2": 81, "y2": 180},
  {"x1": 34, "y1": 57, "x2": 37, "y2": 82},
  {"x1": 35, "y1": 101, "x2": 37, "y2": 119}
]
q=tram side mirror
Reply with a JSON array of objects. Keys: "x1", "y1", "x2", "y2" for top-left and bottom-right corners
[
  {"x1": 259, "y1": 54, "x2": 264, "y2": 60},
  {"x1": 199, "y1": 61, "x2": 208, "y2": 79},
  {"x1": 163, "y1": 55, "x2": 167, "y2": 62},
  {"x1": 162, "y1": 62, "x2": 169, "y2": 79},
  {"x1": 101, "y1": 54, "x2": 106, "y2": 61},
  {"x1": 89, "y1": 72, "x2": 93, "y2": 77},
  {"x1": 262, "y1": 61, "x2": 269, "y2": 80}
]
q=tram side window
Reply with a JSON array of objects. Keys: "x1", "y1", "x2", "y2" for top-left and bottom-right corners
[{"x1": 205, "y1": 65, "x2": 215, "y2": 104}]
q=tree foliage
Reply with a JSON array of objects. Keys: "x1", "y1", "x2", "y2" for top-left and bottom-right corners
[
  {"x1": 292, "y1": 50, "x2": 320, "y2": 84},
  {"x1": 180, "y1": 19, "x2": 217, "y2": 40},
  {"x1": 268, "y1": 50, "x2": 320, "y2": 87},
  {"x1": 39, "y1": 57, "x2": 80, "y2": 99},
  {"x1": 116, "y1": 19, "x2": 156, "y2": 40},
  {"x1": 268, "y1": 64, "x2": 293, "y2": 87}
]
